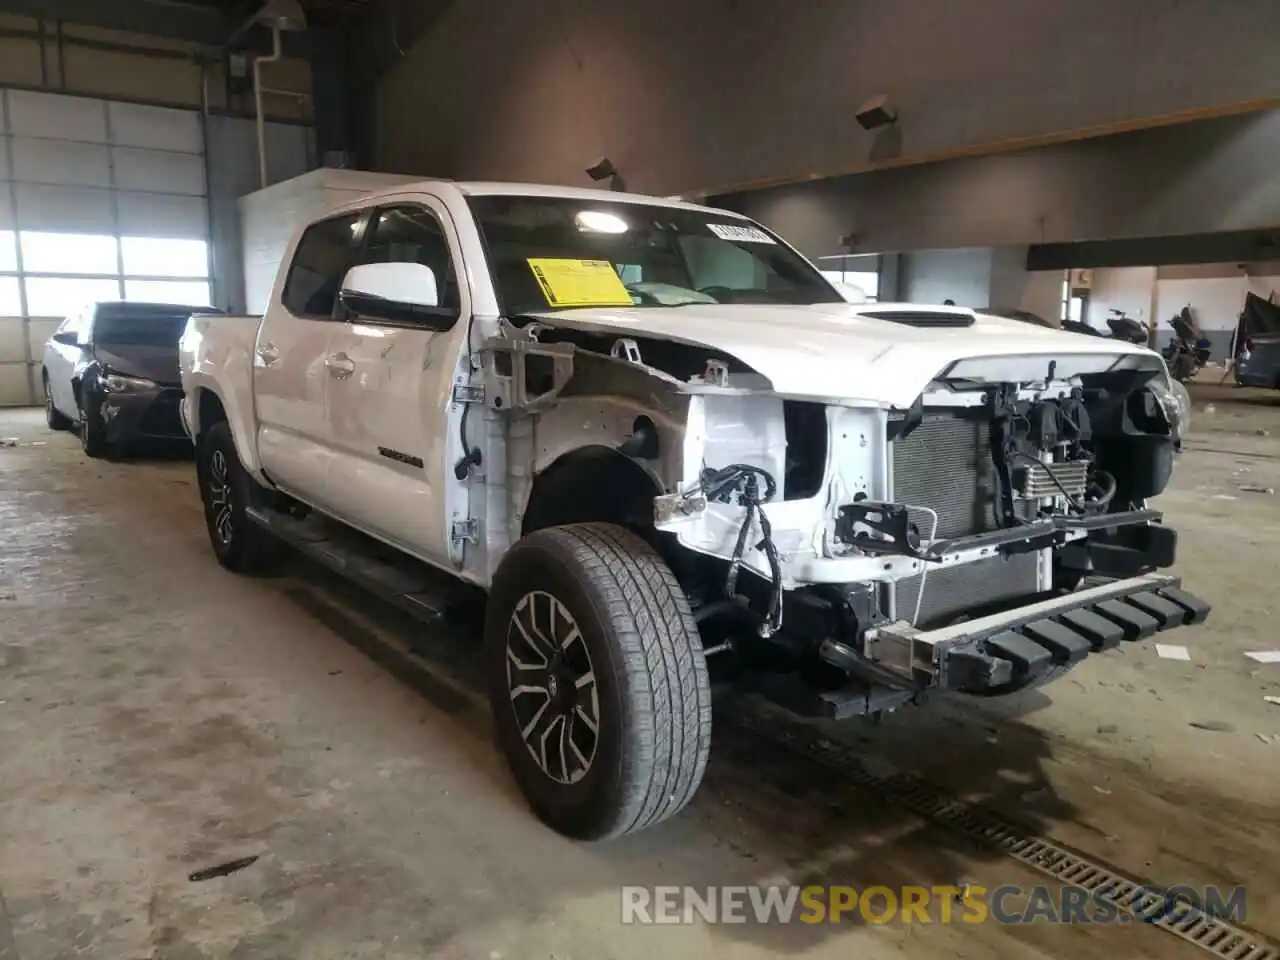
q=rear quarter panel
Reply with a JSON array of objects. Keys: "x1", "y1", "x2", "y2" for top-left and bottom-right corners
[{"x1": 179, "y1": 313, "x2": 266, "y2": 476}]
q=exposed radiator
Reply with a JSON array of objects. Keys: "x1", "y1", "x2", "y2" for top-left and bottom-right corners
[
  {"x1": 893, "y1": 554, "x2": 1041, "y2": 627},
  {"x1": 890, "y1": 411, "x2": 1040, "y2": 625},
  {"x1": 891, "y1": 412, "x2": 1034, "y2": 539}
]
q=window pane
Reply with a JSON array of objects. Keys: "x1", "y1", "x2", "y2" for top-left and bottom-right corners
[
  {"x1": 121, "y1": 237, "x2": 209, "y2": 278},
  {"x1": 25, "y1": 277, "x2": 120, "y2": 317},
  {"x1": 0, "y1": 277, "x2": 21, "y2": 315},
  {"x1": 0, "y1": 232, "x2": 16, "y2": 272},
  {"x1": 123, "y1": 279, "x2": 211, "y2": 307},
  {"x1": 282, "y1": 213, "x2": 360, "y2": 317},
  {"x1": 20, "y1": 232, "x2": 119, "y2": 275},
  {"x1": 363, "y1": 206, "x2": 458, "y2": 310}
]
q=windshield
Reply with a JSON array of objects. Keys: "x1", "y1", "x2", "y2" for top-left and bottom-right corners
[
  {"x1": 94, "y1": 311, "x2": 190, "y2": 346},
  {"x1": 467, "y1": 195, "x2": 841, "y2": 315}
]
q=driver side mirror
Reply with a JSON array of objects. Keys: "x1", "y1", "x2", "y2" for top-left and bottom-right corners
[
  {"x1": 339, "y1": 262, "x2": 457, "y2": 329},
  {"x1": 52, "y1": 331, "x2": 81, "y2": 347}
]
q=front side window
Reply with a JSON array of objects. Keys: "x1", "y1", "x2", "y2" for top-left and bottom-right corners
[
  {"x1": 281, "y1": 213, "x2": 361, "y2": 318},
  {"x1": 467, "y1": 195, "x2": 839, "y2": 316},
  {"x1": 360, "y1": 205, "x2": 460, "y2": 313}
]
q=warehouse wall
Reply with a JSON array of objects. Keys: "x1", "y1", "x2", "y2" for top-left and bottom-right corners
[
  {"x1": 901, "y1": 249, "x2": 993, "y2": 307},
  {"x1": 1087, "y1": 264, "x2": 1280, "y2": 358},
  {"x1": 1087, "y1": 267, "x2": 1159, "y2": 332},
  {"x1": 722, "y1": 109, "x2": 1280, "y2": 257},
  {"x1": 0, "y1": 13, "x2": 312, "y2": 119},
  {"x1": 897, "y1": 246, "x2": 1063, "y2": 319},
  {"x1": 206, "y1": 116, "x2": 316, "y2": 314},
  {"x1": 375, "y1": 0, "x2": 1280, "y2": 196}
]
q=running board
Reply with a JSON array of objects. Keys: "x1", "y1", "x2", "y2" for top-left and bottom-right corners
[{"x1": 245, "y1": 506, "x2": 482, "y2": 625}]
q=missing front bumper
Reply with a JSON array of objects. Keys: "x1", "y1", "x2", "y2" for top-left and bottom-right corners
[{"x1": 866, "y1": 572, "x2": 1210, "y2": 694}]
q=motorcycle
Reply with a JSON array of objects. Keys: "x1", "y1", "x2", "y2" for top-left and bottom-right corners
[
  {"x1": 1162, "y1": 305, "x2": 1212, "y2": 383},
  {"x1": 1105, "y1": 308, "x2": 1151, "y2": 345}
]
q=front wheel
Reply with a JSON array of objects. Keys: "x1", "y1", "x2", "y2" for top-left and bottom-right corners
[
  {"x1": 44, "y1": 374, "x2": 72, "y2": 431},
  {"x1": 196, "y1": 421, "x2": 283, "y2": 575},
  {"x1": 486, "y1": 522, "x2": 712, "y2": 840},
  {"x1": 79, "y1": 395, "x2": 111, "y2": 459}
]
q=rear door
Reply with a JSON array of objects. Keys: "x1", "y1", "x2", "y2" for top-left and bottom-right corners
[
  {"x1": 254, "y1": 210, "x2": 366, "y2": 505},
  {"x1": 323, "y1": 198, "x2": 469, "y2": 565}
]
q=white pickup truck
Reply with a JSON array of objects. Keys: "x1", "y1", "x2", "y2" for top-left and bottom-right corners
[{"x1": 180, "y1": 180, "x2": 1209, "y2": 840}]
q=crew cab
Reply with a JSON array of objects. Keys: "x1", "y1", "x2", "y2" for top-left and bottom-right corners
[{"x1": 180, "y1": 181, "x2": 1210, "y2": 840}]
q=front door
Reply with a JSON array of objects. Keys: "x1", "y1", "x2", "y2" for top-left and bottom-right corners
[
  {"x1": 253, "y1": 210, "x2": 364, "y2": 505},
  {"x1": 323, "y1": 198, "x2": 469, "y2": 568},
  {"x1": 44, "y1": 308, "x2": 89, "y2": 417}
]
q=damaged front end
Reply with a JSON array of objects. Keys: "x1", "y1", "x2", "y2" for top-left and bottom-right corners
[{"x1": 479, "y1": 318, "x2": 1212, "y2": 719}]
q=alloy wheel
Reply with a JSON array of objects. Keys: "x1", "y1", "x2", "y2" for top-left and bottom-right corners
[
  {"x1": 207, "y1": 449, "x2": 233, "y2": 545},
  {"x1": 506, "y1": 590, "x2": 599, "y2": 785}
]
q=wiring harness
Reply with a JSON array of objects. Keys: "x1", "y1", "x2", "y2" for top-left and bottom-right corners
[{"x1": 699, "y1": 463, "x2": 784, "y2": 637}]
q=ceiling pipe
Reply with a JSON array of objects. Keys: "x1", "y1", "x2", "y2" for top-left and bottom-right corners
[{"x1": 252, "y1": 0, "x2": 307, "y2": 189}]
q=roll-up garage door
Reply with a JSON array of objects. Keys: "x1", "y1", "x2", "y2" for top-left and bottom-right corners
[{"x1": 0, "y1": 89, "x2": 210, "y2": 406}]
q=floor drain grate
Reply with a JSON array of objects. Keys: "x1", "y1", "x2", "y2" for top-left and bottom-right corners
[{"x1": 730, "y1": 711, "x2": 1279, "y2": 959}]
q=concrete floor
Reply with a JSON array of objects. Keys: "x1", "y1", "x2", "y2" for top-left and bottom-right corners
[{"x1": 0, "y1": 383, "x2": 1277, "y2": 959}]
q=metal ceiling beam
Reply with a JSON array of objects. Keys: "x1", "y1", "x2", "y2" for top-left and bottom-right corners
[{"x1": 0, "y1": 0, "x2": 228, "y2": 44}]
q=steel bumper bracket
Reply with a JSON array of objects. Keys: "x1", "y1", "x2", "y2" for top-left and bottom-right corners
[{"x1": 866, "y1": 573, "x2": 1212, "y2": 693}]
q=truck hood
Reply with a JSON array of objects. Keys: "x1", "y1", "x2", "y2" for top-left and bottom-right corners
[{"x1": 528, "y1": 302, "x2": 1161, "y2": 407}]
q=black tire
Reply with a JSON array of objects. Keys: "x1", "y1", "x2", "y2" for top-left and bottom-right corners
[
  {"x1": 79, "y1": 395, "x2": 111, "y2": 459},
  {"x1": 196, "y1": 420, "x2": 283, "y2": 575},
  {"x1": 43, "y1": 374, "x2": 73, "y2": 431},
  {"x1": 486, "y1": 522, "x2": 712, "y2": 840}
]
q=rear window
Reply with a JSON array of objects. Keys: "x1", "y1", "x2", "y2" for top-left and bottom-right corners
[
  {"x1": 94, "y1": 311, "x2": 191, "y2": 346},
  {"x1": 282, "y1": 213, "x2": 361, "y2": 317}
]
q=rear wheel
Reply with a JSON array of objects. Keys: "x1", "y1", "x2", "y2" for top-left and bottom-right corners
[
  {"x1": 196, "y1": 421, "x2": 283, "y2": 575},
  {"x1": 43, "y1": 374, "x2": 72, "y2": 431},
  {"x1": 486, "y1": 522, "x2": 712, "y2": 840}
]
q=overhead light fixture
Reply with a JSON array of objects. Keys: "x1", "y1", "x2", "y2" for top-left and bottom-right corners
[
  {"x1": 255, "y1": 0, "x2": 308, "y2": 32},
  {"x1": 575, "y1": 210, "x2": 629, "y2": 234},
  {"x1": 855, "y1": 93, "x2": 897, "y2": 131}
]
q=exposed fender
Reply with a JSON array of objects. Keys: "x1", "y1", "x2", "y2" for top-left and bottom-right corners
[
  {"x1": 179, "y1": 314, "x2": 264, "y2": 479},
  {"x1": 521, "y1": 444, "x2": 663, "y2": 536},
  {"x1": 530, "y1": 394, "x2": 684, "y2": 491}
]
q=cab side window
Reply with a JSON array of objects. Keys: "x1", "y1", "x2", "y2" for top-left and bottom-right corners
[
  {"x1": 360, "y1": 205, "x2": 461, "y2": 315},
  {"x1": 281, "y1": 213, "x2": 362, "y2": 318}
]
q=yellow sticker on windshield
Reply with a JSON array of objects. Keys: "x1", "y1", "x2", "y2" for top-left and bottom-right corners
[{"x1": 527, "y1": 258, "x2": 634, "y2": 308}]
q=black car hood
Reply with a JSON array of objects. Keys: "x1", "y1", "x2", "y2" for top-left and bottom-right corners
[{"x1": 93, "y1": 344, "x2": 181, "y2": 386}]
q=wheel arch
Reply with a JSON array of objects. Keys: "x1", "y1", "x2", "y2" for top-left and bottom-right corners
[
  {"x1": 184, "y1": 378, "x2": 263, "y2": 477},
  {"x1": 193, "y1": 386, "x2": 228, "y2": 436},
  {"x1": 522, "y1": 445, "x2": 662, "y2": 537}
]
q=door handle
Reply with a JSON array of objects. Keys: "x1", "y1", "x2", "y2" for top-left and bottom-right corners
[
  {"x1": 325, "y1": 352, "x2": 355, "y2": 379},
  {"x1": 257, "y1": 341, "x2": 280, "y2": 366}
]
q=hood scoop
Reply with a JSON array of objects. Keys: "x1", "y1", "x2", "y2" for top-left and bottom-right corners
[{"x1": 861, "y1": 310, "x2": 976, "y2": 329}]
